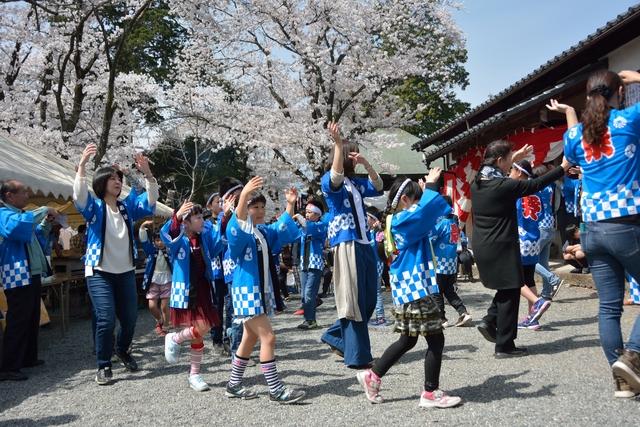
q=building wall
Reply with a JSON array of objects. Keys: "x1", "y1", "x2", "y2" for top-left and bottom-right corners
[{"x1": 608, "y1": 35, "x2": 640, "y2": 72}]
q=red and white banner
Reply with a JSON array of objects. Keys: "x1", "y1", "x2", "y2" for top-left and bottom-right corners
[{"x1": 442, "y1": 126, "x2": 567, "y2": 223}]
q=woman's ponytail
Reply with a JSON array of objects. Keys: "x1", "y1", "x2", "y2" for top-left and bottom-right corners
[{"x1": 582, "y1": 70, "x2": 623, "y2": 147}]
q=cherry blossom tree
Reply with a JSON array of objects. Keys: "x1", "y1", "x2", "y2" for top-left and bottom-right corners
[{"x1": 164, "y1": 0, "x2": 468, "y2": 193}]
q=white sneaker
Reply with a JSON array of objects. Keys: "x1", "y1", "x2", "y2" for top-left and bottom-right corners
[
  {"x1": 455, "y1": 313, "x2": 473, "y2": 327},
  {"x1": 419, "y1": 390, "x2": 462, "y2": 409},
  {"x1": 164, "y1": 333, "x2": 181, "y2": 364},
  {"x1": 441, "y1": 320, "x2": 450, "y2": 328},
  {"x1": 189, "y1": 374, "x2": 210, "y2": 392}
]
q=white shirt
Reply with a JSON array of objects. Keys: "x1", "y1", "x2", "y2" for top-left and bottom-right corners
[
  {"x1": 152, "y1": 251, "x2": 172, "y2": 285},
  {"x1": 95, "y1": 204, "x2": 133, "y2": 274}
]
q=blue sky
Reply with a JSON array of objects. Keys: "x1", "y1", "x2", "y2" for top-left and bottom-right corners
[{"x1": 453, "y1": 0, "x2": 640, "y2": 107}]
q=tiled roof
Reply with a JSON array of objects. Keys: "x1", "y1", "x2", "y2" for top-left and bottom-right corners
[{"x1": 413, "y1": 4, "x2": 640, "y2": 152}]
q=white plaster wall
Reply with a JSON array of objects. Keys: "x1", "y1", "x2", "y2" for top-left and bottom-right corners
[{"x1": 608, "y1": 36, "x2": 640, "y2": 71}]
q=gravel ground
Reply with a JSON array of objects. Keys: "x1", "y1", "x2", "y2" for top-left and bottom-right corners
[{"x1": 1, "y1": 280, "x2": 638, "y2": 426}]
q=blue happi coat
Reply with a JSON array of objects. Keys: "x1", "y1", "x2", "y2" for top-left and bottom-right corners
[
  {"x1": 140, "y1": 229, "x2": 172, "y2": 290},
  {"x1": 564, "y1": 103, "x2": 640, "y2": 222},
  {"x1": 321, "y1": 172, "x2": 383, "y2": 247},
  {"x1": 298, "y1": 218, "x2": 328, "y2": 271},
  {"x1": 0, "y1": 205, "x2": 49, "y2": 289},
  {"x1": 160, "y1": 219, "x2": 224, "y2": 309},
  {"x1": 388, "y1": 189, "x2": 451, "y2": 305},
  {"x1": 516, "y1": 193, "x2": 542, "y2": 266},
  {"x1": 432, "y1": 214, "x2": 460, "y2": 275},
  {"x1": 226, "y1": 212, "x2": 299, "y2": 317},
  {"x1": 74, "y1": 187, "x2": 155, "y2": 269}
]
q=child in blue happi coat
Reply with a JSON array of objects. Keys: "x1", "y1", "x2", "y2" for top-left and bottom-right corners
[
  {"x1": 139, "y1": 220, "x2": 172, "y2": 337},
  {"x1": 356, "y1": 170, "x2": 462, "y2": 409},
  {"x1": 432, "y1": 196, "x2": 471, "y2": 328},
  {"x1": 366, "y1": 206, "x2": 387, "y2": 327},
  {"x1": 224, "y1": 176, "x2": 305, "y2": 404},
  {"x1": 162, "y1": 201, "x2": 224, "y2": 392},
  {"x1": 293, "y1": 198, "x2": 328, "y2": 330}
]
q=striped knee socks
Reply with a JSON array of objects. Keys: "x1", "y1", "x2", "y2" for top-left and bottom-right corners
[
  {"x1": 229, "y1": 354, "x2": 250, "y2": 386},
  {"x1": 260, "y1": 359, "x2": 284, "y2": 395},
  {"x1": 173, "y1": 326, "x2": 200, "y2": 344},
  {"x1": 190, "y1": 343, "x2": 204, "y2": 376}
]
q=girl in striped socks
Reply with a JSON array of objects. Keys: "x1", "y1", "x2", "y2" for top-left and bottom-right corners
[{"x1": 161, "y1": 201, "x2": 224, "y2": 391}]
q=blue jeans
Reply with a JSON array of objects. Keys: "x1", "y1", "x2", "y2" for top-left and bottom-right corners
[
  {"x1": 582, "y1": 221, "x2": 640, "y2": 365},
  {"x1": 374, "y1": 277, "x2": 384, "y2": 319},
  {"x1": 86, "y1": 270, "x2": 137, "y2": 369},
  {"x1": 300, "y1": 268, "x2": 322, "y2": 321},
  {"x1": 536, "y1": 227, "x2": 560, "y2": 299}
]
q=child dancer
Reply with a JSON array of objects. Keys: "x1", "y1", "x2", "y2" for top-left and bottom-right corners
[
  {"x1": 366, "y1": 206, "x2": 387, "y2": 327},
  {"x1": 225, "y1": 177, "x2": 305, "y2": 403},
  {"x1": 432, "y1": 197, "x2": 472, "y2": 328},
  {"x1": 320, "y1": 122, "x2": 383, "y2": 368},
  {"x1": 139, "y1": 220, "x2": 172, "y2": 336},
  {"x1": 357, "y1": 171, "x2": 462, "y2": 408},
  {"x1": 162, "y1": 201, "x2": 224, "y2": 392},
  {"x1": 293, "y1": 199, "x2": 328, "y2": 330}
]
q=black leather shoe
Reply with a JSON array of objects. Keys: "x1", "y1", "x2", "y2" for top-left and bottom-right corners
[
  {"x1": 0, "y1": 370, "x2": 28, "y2": 381},
  {"x1": 477, "y1": 321, "x2": 497, "y2": 343},
  {"x1": 23, "y1": 359, "x2": 45, "y2": 368},
  {"x1": 115, "y1": 351, "x2": 139, "y2": 372},
  {"x1": 495, "y1": 347, "x2": 529, "y2": 359}
]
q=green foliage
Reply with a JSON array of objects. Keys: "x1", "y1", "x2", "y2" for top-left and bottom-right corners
[
  {"x1": 100, "y1": 0, "x2": 187, "y2": 85},
  {"x1": 148, "y1": 137, "x2": 251, "y2": 206}
]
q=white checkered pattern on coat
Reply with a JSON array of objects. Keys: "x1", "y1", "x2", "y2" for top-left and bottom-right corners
[
  {"x1": 390, "y1": 262, "x2": 439, "y2": 305},
  {"x1": 305, "y1": 253, "x2": 324, "y2": 270},
  {"x1": 232, "y1": 284, "x2": 264, "y2": 316},
  {"x1": 376, "y1": 261, "x2": 384, "y2": 280},
  {"x1": 84, "y1": 243, "x2": 102, "y2": 267},
  {"x1": 629, "y1": 276, "x2": 640, "y2": 304},
  {"x1": 436, "y1": 256, "x2": 457, "y2": 275},
  {"x1": 1, "y1": 260, "x2": 30, "y2": 289},
  {"x1": 581, "y1": 181, "x2": 640, "y2": 222},
  {"x1": 539, "y1": 214, "x2": 555, "y2": 230},
  {"x1": 211, "y1": 257, "x2": 222, "y2": 272},
  {"x1": 170, "y1": 281, "x2": 188, "y2": 309},
  {"x1": 519, "y1": 240, "x2": 540, "y2": 257}
]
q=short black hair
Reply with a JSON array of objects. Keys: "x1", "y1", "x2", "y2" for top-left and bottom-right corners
[
  {"x1": 219, "y1": 177, "x2": 243, "y2": 198},
  {"x1": 77, "y1": 224, "x2": 87, "y2": 234},
  {"x1": 184, "y1": 204, "x2": 203, "y2": 221},
  {"x1": 0, "y1": 179, "x2": 21, "y2": 202},
  {"x1": 566, "y1": 224, "x2": 579, "y2": 236},
  {"x1": 366, "y1": 205, "x2": 381, "y2": 219},
  {"x1": 92, "y1": 167, "x2": 123, "y2": 199},
  {"x1": 248, "y1": 193, "x2": 267, "y2": 207},
  {"x1": 306, "y1": 198, "x2": 325, "y2": 214}
]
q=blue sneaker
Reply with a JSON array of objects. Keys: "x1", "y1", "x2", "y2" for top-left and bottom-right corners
[
  {"x1": 529, "y1": 298, "x2": 551, "y2": 322},
  {"x1": 517, "y1": 317, "x2": 531, "y2": 329},
  {"x1": 518, "y1": 316, "x2": 541, "y2": 331},
  {"x1": 164, "y1": 333, "x2": 181, "y2": 364}
]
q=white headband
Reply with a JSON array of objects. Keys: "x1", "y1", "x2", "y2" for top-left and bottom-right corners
[
  {"x1": 206, "y1": 192, "x2": 219, "y2": 206},
  {"x1": 391, "y1": 179, "x2": 412, "y2": 210},
  {"x1": 366, "y1": 212, "x2": 378, "y2": 222},
  {"x1": 222, "y1": 184, "x2": 242, "y2": 200},
  {"x1": 306, "y1": 205, "x2": 322, "y2": 216},
  {"x1": 512, "y1": 163, "x2": 532, "y2": 178}
]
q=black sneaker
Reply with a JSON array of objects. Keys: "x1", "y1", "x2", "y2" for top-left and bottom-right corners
[
  {"x1": 297, "y1": 320, "x2": 320, "y2": 330},
  {"x1": 269, "y1": 387, "x2": 306, "y2": 404},
  {"x1": 225, "y1": 383, "x2": 258, "y2": 399},
  {"x1": 115, "y1": 351, "x2": 138, "y2": 372},
  {"x1": 95, "y1": 367, "x2": 113, "y2": 385},
  {"x1": 477, "y1": 320, "x2": 497, "y2": 343}
]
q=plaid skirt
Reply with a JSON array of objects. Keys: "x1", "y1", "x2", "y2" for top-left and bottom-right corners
[{"x1": 391, "y1": 296, "x2": 443, "y2": 337}]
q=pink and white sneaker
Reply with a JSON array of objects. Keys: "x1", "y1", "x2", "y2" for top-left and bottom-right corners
[
  {"x1": 356, "y1": 369, "x2": 384, "y2": 404},
  {"x1": 419, "y1": 389, "x2": 462, "y2": 409}
]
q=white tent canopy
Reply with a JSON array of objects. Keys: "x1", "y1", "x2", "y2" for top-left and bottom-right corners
[{"x1": 0, "y1": 132, "x2": 173, "y2": 217}]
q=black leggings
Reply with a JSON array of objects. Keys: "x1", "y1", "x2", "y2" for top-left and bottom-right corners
[
  {"x1": 522, "y1": 264, "x2": 536, "y2": 288},
  {"x1": 371, "y1": 333, "x2": 445, "y2": 392}
]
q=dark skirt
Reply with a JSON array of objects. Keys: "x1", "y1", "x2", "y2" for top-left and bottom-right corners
[
  {"x1": 171, "y1": 279, "x2": 220, "y2": 329},
  {"x1": 391, "y1": 296, "x2": 443, "y2": 337},
  {"x1": 474, "y1": 240, "x2": 523, "y2": 290}
]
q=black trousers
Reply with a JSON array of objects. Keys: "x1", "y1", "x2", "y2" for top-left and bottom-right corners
[
  {"x1": 483, "y1": 287, "x2": 520, "y2": 353},
  {"x1": 210, "y1": 278, "x2": 227, "y2": 344},
  {"x1": 1, "y1": 275, "x2": 42, "y2": 372},
  {"x1": 372, "y1": 333, "x2": 445, "y2": 392},
  {"x1": 433, "y1": 274, "x2": 467, "y2": 320}
]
